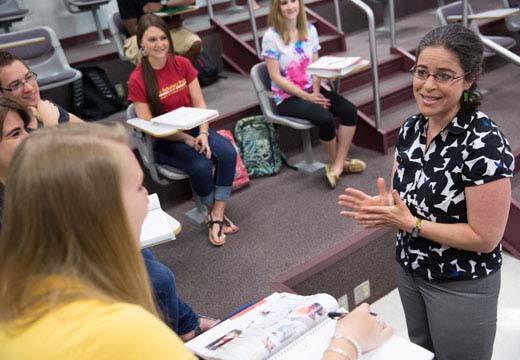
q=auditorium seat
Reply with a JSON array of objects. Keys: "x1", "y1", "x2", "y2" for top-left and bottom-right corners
[
  {"x1": 436, "y1": 1, "x2": 516, "y2": 58},
  {"x1": 250, "y1": 62, "x2": 325, "y2": 173},
  {"x1": 0, "y1": 0, "x2": 29, "y2": 33},
  {"x1": 107, "y1": 11, "x2": 127, "y2": 61},
  {"x1": 0, "y1": 26, "x2": 82, "y2": 90},
  {"x1": 501, "y1": 0, "x2": 520, "y2": 33},
  {"x1": 126, "y1": 103, "x2": 208, "y2": 225},
  {"x1": 64, "y1": 0, "x2": 111, "y2": 43}
]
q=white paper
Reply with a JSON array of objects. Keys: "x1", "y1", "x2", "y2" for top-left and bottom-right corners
[
  {"x1": 151, "y1": 106, "x2": 219, "y2": 130},
  {"x1": 140, "y1": 194, "x2": 175, "y2": 248}
]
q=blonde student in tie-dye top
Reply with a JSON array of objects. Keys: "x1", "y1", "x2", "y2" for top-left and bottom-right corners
[
  {"x1": 261, "y1": 0, "x2": 365, "y2": 190},
  {"x1": 261, "y1": 22, "x2": 320, "y2": 105}
]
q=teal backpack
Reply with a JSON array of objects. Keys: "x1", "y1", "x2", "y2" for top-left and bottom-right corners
[{"x1": 234, "y1": 115, "x2": 285, "y2": 178}]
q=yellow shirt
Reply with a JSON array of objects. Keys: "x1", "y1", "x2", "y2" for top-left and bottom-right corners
[{"x1": 0, "y1": 299, "x2": 197, "y2": 360}]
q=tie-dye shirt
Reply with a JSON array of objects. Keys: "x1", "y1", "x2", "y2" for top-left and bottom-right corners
[{"x1": 261, "y1": 23, "x2": 321, "y2": 105}]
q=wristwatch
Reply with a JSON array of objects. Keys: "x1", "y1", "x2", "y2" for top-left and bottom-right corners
[{"x1": 411, "y1": 218, "x2": 422, "y2": 238}]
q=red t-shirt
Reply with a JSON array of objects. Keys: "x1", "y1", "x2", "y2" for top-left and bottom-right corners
[{"x1": 128, "y1": 54, "x2": 198, "y2": 114}]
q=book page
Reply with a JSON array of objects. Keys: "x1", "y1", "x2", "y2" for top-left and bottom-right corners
[
  {"x1": 147, "y1": 193, "x2": 161, "y2": 211},
  {"x1": 151, "y1": 107, "x2": 219, "y2": 130},
  {"x1": 140, "y1": 194, "x2": 174, "y2": 248},
  {"x1": 271, "y1": 320, "x2": 433, "y2": 360},
  {"x1": 186, "y1": 293, "x2": 339, "y2": 360},
  {"x1": 307, "y1": 56, "x2": 361, "y2": 71}
]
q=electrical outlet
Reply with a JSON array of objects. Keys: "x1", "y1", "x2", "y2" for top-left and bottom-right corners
[
  {"x1": 354, "y1": 280, "x2": 371, "y2": 305},
  {"x1": 337, "y1": 294, "x2": 349, "y2": 312}
]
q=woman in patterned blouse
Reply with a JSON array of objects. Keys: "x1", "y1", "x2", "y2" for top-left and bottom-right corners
[
  {"x1": 262, "y1": 0, "x2": 365, "y2": 189},
  {"x1": 338, "y1": 24, "x2": 514, "y2": 360}
]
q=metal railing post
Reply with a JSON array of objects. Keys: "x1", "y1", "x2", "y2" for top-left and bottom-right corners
[
  {"x1": 247, "y1": 0, "x2": 261, "y2": 56},
  {"x1": 388, "y1": 0, "x2": 396, "y2": 48},
  {"x1": 462, "y1": 0, "x2": 468, "y2": 27},
  {"x1": 350, "y1": 0, "x2": 382, "y2": 129},
  {"x1": 207, "y1": 0, "x2": 214, "y2": 19},
  {"x1": 332, "y1": 0, "x2": 348, "y2": 50}
]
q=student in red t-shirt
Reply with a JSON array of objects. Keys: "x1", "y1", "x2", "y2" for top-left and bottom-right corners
[{"x1": 128, "y1": 14, "x2": 237, "y2": 247}]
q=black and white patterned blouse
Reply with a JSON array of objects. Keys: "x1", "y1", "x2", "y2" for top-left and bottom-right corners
[{"x1": 393, "y1": 109, "x2": 514, "y2": 281}]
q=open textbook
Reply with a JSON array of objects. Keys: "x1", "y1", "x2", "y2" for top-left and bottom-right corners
[
  {"x1": 140, "y1": 193, "x2": 179, "y2": 248},
  {"x1": 186, "y1": 292, "x2": 433, "y2": 360},
  {"x1": 306, "y1": 56, "x2": 369, "y2": 78},
  {"x1": 151, "y1": 106, "x2": 219, "y2": 130}
]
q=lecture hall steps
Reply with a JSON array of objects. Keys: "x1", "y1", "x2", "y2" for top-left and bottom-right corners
[
  {"x1": 328, "y1": 48, "x2": 416, "y2": 154},
  {"x1": 211, "y1": 7, "x2": 346, "y2": 75}
]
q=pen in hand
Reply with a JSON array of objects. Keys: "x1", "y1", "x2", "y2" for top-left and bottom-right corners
[{"x1": 328, "y1": 311, "x2": 377, "y2": 320}]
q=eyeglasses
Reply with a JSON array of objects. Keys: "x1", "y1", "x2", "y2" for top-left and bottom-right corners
[
  {"x1": 410, "y1": 67, "x2": 468, "y2": 84},
  {"x1": 0, "y1": 71, "x2": 38, "y2": 92}
]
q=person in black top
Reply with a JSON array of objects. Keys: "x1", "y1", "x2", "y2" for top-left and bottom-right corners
[
  {"x1": 339, "y1": 24, "x2": 514, "y2": 360},
  {"x1": 116, "y1": 0, "x2": 202, "y2": 64},
  {"x1": 0, "y1": 52, "x2": 83, "y2": 128}
]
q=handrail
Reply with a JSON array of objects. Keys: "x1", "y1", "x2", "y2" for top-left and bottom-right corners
[
  {"x1": 480, "y1": 35, "x2": 520, "y2": 66},
  {"x1": 350, "y1": 0, "x2": 382, "y2": 129},
  {"x1": 247, "y1": 0, "x2": 261, "y2": 56}
]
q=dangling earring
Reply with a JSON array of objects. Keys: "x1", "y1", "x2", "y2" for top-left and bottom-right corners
[
  {"x1": 139, "y1": 47, "x2": 148, "y2": 57},
  {"x1": 462, "y1": 89, "x2": 469, "y2": 103}
]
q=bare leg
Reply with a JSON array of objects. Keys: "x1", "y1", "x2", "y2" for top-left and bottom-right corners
[
  {"x1": 334, "y1": 125, "x2": 356, "y2": 175},
  {"x1": 207, "y1": 200, "x2": 226, "y2": 245},
  {"x1": 322, "y1": 137, "x2": 337, "y2": 164},
  {"x1": 206, "y1": 202, "x2": 238, "y2": 235}
]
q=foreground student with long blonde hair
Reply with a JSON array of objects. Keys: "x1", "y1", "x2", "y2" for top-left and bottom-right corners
[
  {"x1": 0, "y1": 122, "x2": 196, "y2": 359},
  {"x1": 0, "y1": 123, "x2": 390, "y2": 359}
]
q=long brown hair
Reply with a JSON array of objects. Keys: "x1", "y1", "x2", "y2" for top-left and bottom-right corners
[
  {"x1": 267, "y1": 0, "x2": 308, "y2": 44},
  {"x1": 0, "y1": 122, "x2": 158, "y2": 330},
  {"x1": 137, "y1": 14, "x2": 176, "y2": 117}
]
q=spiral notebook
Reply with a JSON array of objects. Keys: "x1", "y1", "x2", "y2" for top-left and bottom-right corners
[{"x1": 186, "y1": 293, "x2": 433, "y2": 360}]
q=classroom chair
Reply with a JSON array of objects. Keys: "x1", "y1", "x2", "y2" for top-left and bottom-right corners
[
  {"x1": 0, "y1": 0, "x2": 29, "y2": 33},
  {"x1": 250, "y1": 62, "x2": 325, "y2": 173},
  {"x1": 64, "y1": 0, "x2": 111, "y2": 43},
  {"x1": 501, "y1": 0, "x2": 520, "y2": 33},
  {"x1": 107, "y1": 11, "x2": 127, "y2": 61}
]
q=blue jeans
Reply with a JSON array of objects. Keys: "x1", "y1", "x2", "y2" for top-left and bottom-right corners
[
  {"x1": 154, "y1": 128, "x2": 237, "y2": 205},
  {"x1": 142, "y1": 249, "x2": 199, "y2": 335}
]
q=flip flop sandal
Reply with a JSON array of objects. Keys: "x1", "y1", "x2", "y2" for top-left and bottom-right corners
[
  {"x1": 206, "y1": 214, "x2": 226, "y2": 246},
  {"x1": 343, "y1": 158, "x2": 366, "y2": 173},
  {"x1": 223, "y1": 215, "x2": 239, "y2": 235}
]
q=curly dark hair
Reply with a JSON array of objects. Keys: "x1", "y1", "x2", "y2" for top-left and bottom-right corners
[{"x1": 416, "y1": 24, "x2": 484, "y2": 111}]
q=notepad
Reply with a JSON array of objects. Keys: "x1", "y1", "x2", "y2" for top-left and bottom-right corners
[
  {"x1": 140, "y1": 193, "x2": 176, "y2": 248},
  {"x1": 186, "y1": 292, "x2": 433, "y2": 360},
  {"x1": 154, "y1": 5, "x2": 199, "y2": 16},
  {"x1": 307, "y1": 56, "x2": 369, "y2": 77},
  {"x1": 151, "y1": 106, "x2": 219, "y2": 130}
]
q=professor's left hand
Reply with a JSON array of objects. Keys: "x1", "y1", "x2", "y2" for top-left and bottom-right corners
[{"x1": 352, "y1": 190, "x2": 415, "y2": 232}]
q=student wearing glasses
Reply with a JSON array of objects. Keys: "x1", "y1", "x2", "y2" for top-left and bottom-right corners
[
  {"x1": 0, "y1": 51, "x2": 82, "y2": 129},
  {"x1": 339, "y1": 24, "x2": 514, "y2": 360}
]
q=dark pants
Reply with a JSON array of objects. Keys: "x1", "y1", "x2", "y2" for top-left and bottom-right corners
[
  {"x1": 277, "y1": 87, "x2": 357, "y2": 141},
  {"x1": 397, "y1": 265, "x2": 500, "y2": 360},
  {"x1": 142, "y1": 249, "x2": 199, "y2": 335},
  {"x1": 154, "y1": 128, "x2": 237, "y2": 205}
]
